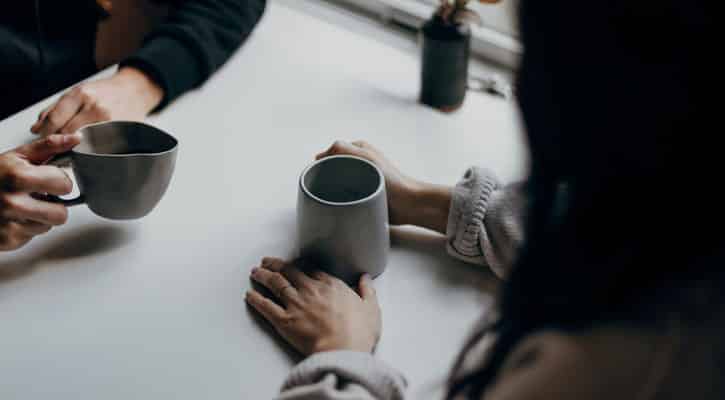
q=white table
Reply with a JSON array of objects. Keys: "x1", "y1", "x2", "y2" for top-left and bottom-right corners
[{"x1": 0, "y1": 2, "x2": 527, "y2": 398}]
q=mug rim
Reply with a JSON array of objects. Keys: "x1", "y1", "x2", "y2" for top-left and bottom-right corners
[
  {"x1": 299, "y1": 155, "x2": 385, "y2": 207},
  {"x1": 73, "y1": 120, "x2": 178, "y2": 158}
]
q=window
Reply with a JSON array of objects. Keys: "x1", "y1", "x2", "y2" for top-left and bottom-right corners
[
  {"x1": 420, "y1": 0, "x2": 518, "y2": 37},
  {"x1": 328, "y1": 0, "x2": 521, "y2": 68}
]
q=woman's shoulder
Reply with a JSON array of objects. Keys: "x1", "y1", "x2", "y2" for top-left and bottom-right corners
[{"x1": 481, "y1": 326, "x2": 672, "y2": 400}]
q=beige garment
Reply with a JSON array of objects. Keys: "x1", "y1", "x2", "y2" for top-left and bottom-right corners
[
  {"x1": 94, "y1": 0, "x2": 170, "y2": 69},
  {"x1": 278, "y1": 309, "x2": 725, "y2": 400},
  {"x1": 480, "y1": 312, "x2": 724, "y2": 400}
]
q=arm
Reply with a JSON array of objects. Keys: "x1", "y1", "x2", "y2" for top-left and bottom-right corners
[
  {"x1": 31, "y1": 0, "x2": 266, "y2": 135},
  {"x1": 316, "y1": 141, "x2": 527, "y2": 278},
  {"x1": 120, "y1": 0, "x2": 267, "y2": 109},
  {"x1": 478, "y1": 330, "x2": 665, "y2": 400},
  {"x1": 243, "y1": 258, "x2": 407, "y2": 400}
]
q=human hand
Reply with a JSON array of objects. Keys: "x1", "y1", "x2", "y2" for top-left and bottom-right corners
[
  {"x1": 246, "y1": 257, "x2": 381, "y2": 356},
  {"x1": 316, "y1": 141, "x2": 452, "y2": 233},
  {"x1": 316, "y1": 140, "x2": 423, "y2": 226},
  {"x1": 30, "y1": 67, "x2": 163, "y2": 136},
  {"x1": 0, "y1": 134, "x2": 81, "y2": 250}
]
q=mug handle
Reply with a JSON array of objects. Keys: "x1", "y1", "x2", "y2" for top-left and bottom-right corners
[{"x1": 38, "y1": 152, "x2": 86, "y2": 207}]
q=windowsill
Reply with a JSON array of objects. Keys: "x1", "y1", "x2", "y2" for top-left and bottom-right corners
[
  {"x1": 277, "y1": 0, "x2": 516, "y2": 83},
  {"x1": 328, "y1": 0, "x2": 521, "y2": 69}
]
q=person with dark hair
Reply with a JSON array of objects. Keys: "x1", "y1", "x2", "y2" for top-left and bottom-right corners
[
  {"x1": 246, "y1": 1, "x2": 724, "y2": 399},
  {"x1": 0, "y1": 0, "x2": 266, "y2": 130}
]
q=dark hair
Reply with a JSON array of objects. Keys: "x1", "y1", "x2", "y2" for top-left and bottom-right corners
[{"x1": 447, "y1": 1, "x2": 722, "y2": 398}]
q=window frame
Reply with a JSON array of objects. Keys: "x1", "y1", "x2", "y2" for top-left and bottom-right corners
[{"x1": 329, "y1": 0, "x2": 521, "y2": 69}]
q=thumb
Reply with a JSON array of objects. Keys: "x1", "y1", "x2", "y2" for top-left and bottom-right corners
[
  {"x1": 358, "y1": 274, "x2": 378, "y2": 303},
  {"x1": 316, "y1": 140, "x2": 365, "y2": 160},
  {"x1": 14, "y1": 133, "x2": 82, "y2": 164}
]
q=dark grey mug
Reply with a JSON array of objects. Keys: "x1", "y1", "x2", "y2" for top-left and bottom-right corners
[
  {"x1": 46, "y1": 121, "x2": 178, "y2": 220},
  {"x1": 297, "y1": 155, "x2": 389, "y2": 284}
]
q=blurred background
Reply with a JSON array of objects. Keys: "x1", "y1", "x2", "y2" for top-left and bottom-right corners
[{"x1": 280, "y1": 0, "x2": 520, "y2": 75}]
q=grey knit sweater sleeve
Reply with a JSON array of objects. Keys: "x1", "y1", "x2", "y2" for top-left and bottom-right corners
[
  {"x1": 446, "y1": 167, "x2": 526, "y2": 277},
  {"x1": 276, "y1": 351, "x2": 407, "y2": 400}
]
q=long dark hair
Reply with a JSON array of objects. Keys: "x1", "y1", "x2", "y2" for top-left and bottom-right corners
[{"x1": 447, "y1": 1, "x2": 722, "y2": 398}]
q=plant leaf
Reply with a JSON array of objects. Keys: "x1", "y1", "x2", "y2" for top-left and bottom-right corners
[
  {"x1": 455, "y1": 0, "x2": 470, "y2": 9},
  {"x1": 453, "y1": 9, "x2": 483, "y2": 26}
]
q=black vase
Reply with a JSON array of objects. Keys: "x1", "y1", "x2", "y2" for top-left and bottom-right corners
[{"x1": 419, "y1": 15, "x2": 471, "y2": 112}]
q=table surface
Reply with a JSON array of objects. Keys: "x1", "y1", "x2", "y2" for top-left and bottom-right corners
[{"x1": 0, "y1": 2, "x2": 527, "y2": 398}]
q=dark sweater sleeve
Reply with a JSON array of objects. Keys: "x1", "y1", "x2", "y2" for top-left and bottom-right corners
[{"x1": 120, "y1": 0, "x2": 266, "y2": 110}]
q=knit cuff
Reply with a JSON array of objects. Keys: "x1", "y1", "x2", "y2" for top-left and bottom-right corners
[
  {"x1": 446, "y1": 167, "x2": 501, "y2": 266},
  {"x1": 282, "y1": 351, "x2": 407, "y2": 400}
]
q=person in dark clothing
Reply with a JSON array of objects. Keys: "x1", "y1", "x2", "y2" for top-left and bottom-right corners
[{"x1": 0, "y1": 0, "x2": 265, "y2": 133}]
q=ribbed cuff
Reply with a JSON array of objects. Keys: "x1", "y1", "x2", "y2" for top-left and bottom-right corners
[
  {"x1": 282, "y1": 351, "x2": 407, "y2": 400},
  {"x1": 120, "y1": 35, "x2": 205, "y2": 111},
  {"x1": 446, "y1": 167, "x2": 501, "y2": 266}
]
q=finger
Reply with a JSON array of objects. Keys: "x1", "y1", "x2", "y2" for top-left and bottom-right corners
[
  {"x1": 309, "y1": 269, "x2": 335, "y2": 284},
  {"x1": 5, "y1": 164, "x2": 73, "y2": 195},
  {"x1": 261, "y1": 257, "x2": 287, "y2": 272},
  {"x1": 31, "y1": 107, "x2": 52, "y2": 134},
  {"x1": 59, "y1": 103, "x2": 102, "y2": 134},
  {"x1": 261, "y1": 257, "x2": 316, "y2": 289},
  {"x1": 358, "y1": 274, "x2": 378, "y2": 303},
  {"x1": 251, "y1": 267, "x2": 298, "y2": 303},
  {"x1": 282, "y1": 265, "x2": 317, "y2": 289},
  {"x1": 14, "y1": 220, "x2": 52, "y2": 236},
  {"x1": 0, "y1": 222, "x2": 33, "y2": 251},
  {"x1": 351, "y1": 140, "x2": 372, "y2": 149},
  {"x1": 315, "y1": 140, "x2": 361, "y2": 160},
  {"x1": 34, "y1": 91, "x2": 84, "y2": 135},
  {"x1": 13, "y1": 133, "x2": 82, "y2": 164},
  {"x1": 245, "y1": 289, "x2": 288, "y2": 326},
  {"x1": 0, "y1": 193, "x2": 69, "y2": 226}
]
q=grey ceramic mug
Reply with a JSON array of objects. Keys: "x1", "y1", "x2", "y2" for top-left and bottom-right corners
[
  {"x1": 297, "y1": 155, "x2": 389, "y2": 285},
  {"x1": 45, "y1": 121, "x2": 178, "y2": 220}
]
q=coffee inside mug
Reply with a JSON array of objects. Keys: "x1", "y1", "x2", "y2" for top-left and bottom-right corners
[
  {"x1": 76, "y1": 122, "x2": 177, "y2": 155},
  {"x1": 302, "y1": 157, "x2": 382, "y2": 204}
]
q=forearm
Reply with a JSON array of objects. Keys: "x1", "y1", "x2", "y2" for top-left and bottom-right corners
[
  {"x1": 400, "y1": 181, "x2": 452, "y2": 235},
  {"x1": 113, "y1": 67, "x2": 164, "y2": 114},
  {"x1": 120, "y1": 0, "x2": 266, "y2": 109}
]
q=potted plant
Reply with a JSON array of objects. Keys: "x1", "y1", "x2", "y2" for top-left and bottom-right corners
[{"x1": 420, "y1": 0, "x2": 492, "y2": 112}]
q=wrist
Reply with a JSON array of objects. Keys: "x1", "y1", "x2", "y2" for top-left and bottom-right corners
[
  {"x1": 404, "y1": 181, "x2": 452, "y2": 234},
  {"x1": 312, "y1": 336, "x2": 375, "y2": 355},
  {"x1": 114, "y1": 67, "x2": 164, "y2": 113}
]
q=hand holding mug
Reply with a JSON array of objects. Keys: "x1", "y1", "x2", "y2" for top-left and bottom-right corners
[
  {"x1": 0, "y1": 134, "x2": 81, "y2": 251},
  {"x1": 30, "y1": 68, "x2": 163, "y2": 136},
  {"x1": 316, "y1": 141, "x2": 419, "y2": 226},
  {"x1": 316, "y1": 141, "x2": 452, "y2": 234},
  {"x1": 246, "y1": 257, "x2": 381, "y2": 356}
]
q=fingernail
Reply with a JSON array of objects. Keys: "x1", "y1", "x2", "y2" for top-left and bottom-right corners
[{"x1": 251, "y1": 267, "x2": 259, "y2": 276}]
